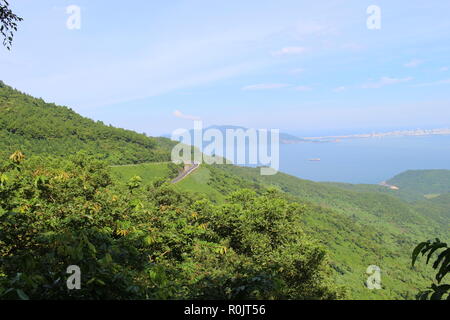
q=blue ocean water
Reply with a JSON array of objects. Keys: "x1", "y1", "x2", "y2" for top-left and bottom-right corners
[{"x1": 278, "y1": 135, "x2": 450, "y2": 184}]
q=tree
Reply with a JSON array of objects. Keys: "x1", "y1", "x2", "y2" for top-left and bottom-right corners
[
  {"x1": 412, "y1": 238, "x2": 449, "y2": 300},
  {"x1": 0, "y1": 0, "x2": 23, "y2": 50},
  {"x1": 0, "y1": 152, "x2": 346, "y2": 300}
]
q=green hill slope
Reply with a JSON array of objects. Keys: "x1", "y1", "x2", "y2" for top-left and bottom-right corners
[
  {"x1": 172, "y1": 164, "x2": 448, "y2": 299},
  {"x1": 412, "y1": 193, "x2": 450, "y2": 227},
  {"x1": 429, "y1": 192, "x2": 450, "y2": 207},
  {"x1": 111, "y1": 162, "x2": 174, "y2": 185},
  {"x1": 112, "y1": 162, "x2": 447, "y2": 299},
  {"x1": 322, "y1": 182, "x2": 424, "y2": 202},
  {"x1": 0, "y1": 82, "x2": 174, "y2": 164},
  {"x1": 387, "y1": 169, "x2": 450, "y2": 198},
  {"x1": 325, "y1": 170, "x2": 450, "y2": 203},
  {"x1": 2, "y1": 83, "x2": 447, "y2": 300}
]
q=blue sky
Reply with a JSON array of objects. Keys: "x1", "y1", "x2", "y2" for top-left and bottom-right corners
[{"x1": 1, "y1": 0, "x2": 450, "y2": 136}]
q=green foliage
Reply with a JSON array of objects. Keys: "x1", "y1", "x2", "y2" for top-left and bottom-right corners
[
  {"x1": 167, "y1": 162, "x2": 183, "y2": 179},
  {"x1": 411, "y1": 194, "x2": 450, "y2": 227},
  {"x1": 0, "y1": 153, "x2": 143, "y2": 299},
  {"x1": 323, "y1": 181, "x2": 425, "y2": 203},
  {"x1": 0, "y1": 0, "x2": 23, "y2": 50},
  {"x1": 388, "y1": 170, "x2": 450, "y2": 198},
  {"x1": 163, "y1": 161, "x2": 450, "y2": 300},
  {"x1": 1, "y1": 84, "x2": 447, "y2": 300},
  {"x1": 179, "y1": 164, "x2": 449, "y2": 299},
  {"x1": 198, "y1": 188, "x2": 346, "y2": 299},
  {"x1": 0, "y1": 153, "x2": 344, "y2": 300},
  {"x1": 412, "y1": 239, "x2": 449, "y2": 300},
  {"x1": 111, "y1": 162, "x2": 173, "y2": 187},
  {"x1": 174, "y1": 166, "x2": 227, "y2": 203},
  {"x1": 0, "y1": 84, "x2": 174, "y2": 164}
]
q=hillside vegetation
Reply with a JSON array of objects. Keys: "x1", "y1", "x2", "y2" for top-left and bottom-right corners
[
  {"x1": 388, "y1": 170, "x2": 450, "y2": 198},
  {"x1": 111, "y1": 162, "x2": 182, "y2": 186},
  {"x1": 0, "y1": 85, "x2": 345, "y2": 300},
  {"x1": 1, "y1": 84, "x2": 448, "y2": 300},
  {"x1": 163, "y1": 164, "x2": 449, "y2": 299},
  {"x1": 0, "y1": 82, "x2": 174, "y2": 164},
  {"x1": 0, "y1": 152, "x2": 345, "y2": 300}
]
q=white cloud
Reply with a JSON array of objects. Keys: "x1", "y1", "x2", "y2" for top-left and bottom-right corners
[
  {"x1": 294, "y1": 85, "x2": 312, "y2": 91},
  {"x1": 413, "y1": 79, "x2": 450, "y2": 87},
  {"x1": 292, "y1": 21, "x2": 339, "y2": 39},
  {"x1": 242, "y1": 83, "x2": 313, "y2": 91},
  {"x1": 404, "y1": 59, "x2": 423, "y2": 68},
  {"x1": 333, "y1": 86, "x2": 347, "y2": 92},
  {"x1": 173, "y1": 110, "x2": 201, "y2": 121},
  {"x1": 440, "y1": 66, "x2": 449, "y2": 72},
  {"x1": 242, "y1": 83, "x2": 290, "y2": 90},
  {"x1": 361, "y1": 77, "x2": 413, "y2": 89},
  {"x1": 272, "y1": 46, "x2": 307, "y2": 56},
  {"x1": 341, "y1": 43, "x2": 363, "y2": 51},
  {"x1": 290, "y1": 68, "x2": 304, "y2": 74}
]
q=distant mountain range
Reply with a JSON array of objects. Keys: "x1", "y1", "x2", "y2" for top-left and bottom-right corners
[
  {"x1": 303, "y1": 128, "x2": 450, "y2": 141},
  {"x1": 163, "y1": 125, "x2": 450, "y2": 144},
  {"x1": 1, "y1": 81, "x2": 449, "y2": 300},
  {"x1": 162, "y1": 125, "x2": 321, "y2": 144},
  {"x1": 0, "y1": 81, "x2": 175, "y2": 164}
]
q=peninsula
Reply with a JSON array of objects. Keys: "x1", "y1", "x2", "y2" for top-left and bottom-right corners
[{"x1": 303, "y1": 128, "x2": 450, "y2": 142}]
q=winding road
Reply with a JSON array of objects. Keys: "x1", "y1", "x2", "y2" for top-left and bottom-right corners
[{"x1": 171, "y1": 163, "x2": 200, "y2": 183}]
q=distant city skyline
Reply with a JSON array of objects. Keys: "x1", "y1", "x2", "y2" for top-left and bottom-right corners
[{"x1": 1, "y1": 0, "x2": 450, "y2": 136}]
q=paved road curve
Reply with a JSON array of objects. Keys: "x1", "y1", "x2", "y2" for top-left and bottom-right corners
[{"x1": 171, "y1": 163, "x2": 200, "y2": 183}]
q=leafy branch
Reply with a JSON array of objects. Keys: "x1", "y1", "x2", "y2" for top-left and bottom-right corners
[
  {"x1": 0, "y1": 0, "x2": 23, "y2": 50},
  {"x1": 412, "y1": 238, "x2": 449, "y2": 300}
]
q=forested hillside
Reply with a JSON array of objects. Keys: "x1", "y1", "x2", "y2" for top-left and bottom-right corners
[
  {"x1": 1, "y1": 84, "x2": 447, "y2": 300},
  {"x1": 0, "y1": 82, "x2": 174, "y2": 164},
  {"x1": 114, "y1": 163, "x2": 447, "y2": 299},
  {"x1": 0, "y1": 152, "x2": 345, "y2": 300},
  {"x1": 388, "y1": 170, "x2": 450, "y2": 198},
  {"x1": 0, "y1": 85, "x2": 345, "y2": 300}
]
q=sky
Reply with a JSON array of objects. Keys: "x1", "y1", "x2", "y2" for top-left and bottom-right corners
[{"x1": 1, "y1": 0, "x2": 450, "y2": 137}]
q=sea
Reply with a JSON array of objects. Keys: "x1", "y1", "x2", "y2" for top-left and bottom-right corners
[{"x1": 278, "y1": 135, "x2": 450, "y2": 184}]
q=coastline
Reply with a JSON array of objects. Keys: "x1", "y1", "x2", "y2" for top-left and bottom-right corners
[{"x1": 302, "y1": 128, "x2": 450, "y2": 142}]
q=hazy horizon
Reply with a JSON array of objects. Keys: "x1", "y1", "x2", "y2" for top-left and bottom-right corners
[{"x1": 1, "y1": 1, "x2": 450, "y2": 137}]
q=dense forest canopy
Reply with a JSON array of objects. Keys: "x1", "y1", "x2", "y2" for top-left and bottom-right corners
[
  {"x1": 388, "y1": 170, "x2": 450, "y2": 197},
  {"x1": 0, "y1": 0, "x2": 447, "y2": 301},
  {"x1": 0, "y1": 0, "x2": 22, "y2": 50},
  {"x1": 0, "y1": 83, "x2": 174, "y2": 164},
  {"x1": 0, "y1": 83, "x2": 448, "y2": 300},
  {"x1": 0, "y1": 152, "x2": 345, "y2": 299}
]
